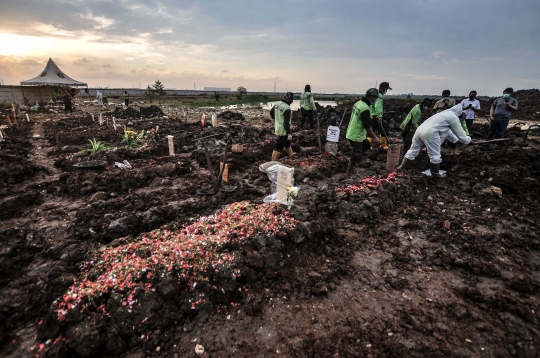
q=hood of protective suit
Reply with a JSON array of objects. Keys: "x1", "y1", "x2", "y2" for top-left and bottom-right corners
[{"x1": 449, "y1": 104, "x2": 463, "y2": 117}]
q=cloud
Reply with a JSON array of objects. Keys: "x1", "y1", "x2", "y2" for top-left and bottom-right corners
[
  {"x1": 102, "y1": 64, "x2": 112, "y2": 68},
  {"x1": 80, "y1": 14, "x2": 115, "y2": 30},
  {"x1": 73, "y1": 57, "x2": 89, "y2": 65},
  {"x1": 222, "y1": 70, "x2": 229, "y2": 73}
]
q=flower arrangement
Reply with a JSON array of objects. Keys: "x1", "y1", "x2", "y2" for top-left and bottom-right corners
[
  {"x1": 286, "y1": 186, "x2": 299, "y2": 209},
  {"x1": 123, "y1": 130, "x2": 144, "y2": 148}
]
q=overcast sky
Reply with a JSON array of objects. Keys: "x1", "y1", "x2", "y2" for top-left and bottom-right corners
[{"x1": 0, "y1": 0, "x2": 539, "y2": 96}]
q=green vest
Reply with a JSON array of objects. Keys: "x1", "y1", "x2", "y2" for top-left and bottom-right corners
[
  {"x1": 346, "y1": 100, "x2": 370, "y2": 142},
  {"x1": 461, "y1": 119, "x2": 469, "y2": 135},
  {"x1": 124, "y1": 93, "x2": 129, "y2": 99},
  {"x1": 400, "y1": 104, "x2": 422, "y2": 130},
  {"x1": 273, "y1": 101, "x2": 290, "y2": 136},
  {"x1": 370, "y1": 94, "x2": 383, "y2": 118},
  {"x1": 300, "y1": 92, "x2": 315, "y2": 110}
]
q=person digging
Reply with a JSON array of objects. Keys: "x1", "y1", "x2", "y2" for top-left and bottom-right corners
[
  {"x1": 400, "y1": 98, "x2": 433, "y2": 153},
  {"x1": 397, "y1": 104, "x2": 471, "y2": 178},
  {"x1": 368, "y1": 81, "x2": 392, "y2": 150},
  {"x1": 269, "y1": 92, "x2": 295, "y2": 160},
  {"x1": 345, "y1": 88, "x2": 381, "y2": 176}
]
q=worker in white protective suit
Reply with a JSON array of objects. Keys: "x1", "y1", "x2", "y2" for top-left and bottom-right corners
[
  {"x1": 96, "y1": 90, "x2": 103, "y2": 107},
  {"x1": 397, "y1": 104, "x2": 471, "y2": 178}
]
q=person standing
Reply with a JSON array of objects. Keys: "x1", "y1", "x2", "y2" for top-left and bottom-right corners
[
  {"x1": 399, "y1": 98, "x2": 433, "y2": 152},
  {"x1": 299, "y1": 85, "x2": 316, "y2": 129},
  {"x1": 61, "y1": 88, "x2": 73, "y2": 113},
  {"x1": 96, "y1": 90, "x2": 104, "y2": 107},
  {"x1": 432, "y1": 90, "x2": 456, "y2": 114},
  {"x1": 369, "y1": 81, "x2": 392, "y2": 150},
  {"x1": 488, "y1": 87, "x2": 518, "y2": 139},
  {"x1": 397, "y1": 104, "x2": 471, "y2": 178},
  {"x1": 460, "y1": 91, "x2": 482, "y2": 135},
  {"x1": 345, "y1": 88, "x2": 381, "y2": 176},
  {"x1": 124, "y1": 91, "x2": 130, "y2": 106},
  {"x1": 269, "y1": 92, "x2": 294, "y2": 161}
]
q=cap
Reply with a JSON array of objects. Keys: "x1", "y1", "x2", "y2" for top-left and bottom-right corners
[
  {"x1": 366, "y1": 88, "x2": 380, "y2": 97},
  {"x1": 380, "y1": 82, "x2": 392, "y2": 90}
]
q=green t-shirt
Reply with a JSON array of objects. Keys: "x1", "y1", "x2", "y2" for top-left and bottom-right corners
[{"x1": 346, "y1": 100, "x2": 370, "y2": 142}]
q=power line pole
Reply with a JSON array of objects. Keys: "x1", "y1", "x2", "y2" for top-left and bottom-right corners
[
  {"x1": 194, "y1": 82, "x2": 196, "y2": 91},
  {"x1": 274, "y1": 81, "x2": 276, "y2": 93}
]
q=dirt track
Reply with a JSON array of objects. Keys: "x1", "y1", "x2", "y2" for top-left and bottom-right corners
[{"x1": 1, "y1": 102, "x2": 539, "y2": 357}]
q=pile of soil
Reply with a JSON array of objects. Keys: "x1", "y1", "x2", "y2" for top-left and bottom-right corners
[
  {"x1": 1, "y1": 101, "x2": 539, "y2": 358},
  {"x1": 218, "y1": 111, "x2": 245, "y2": 121},
  {"x1": 111, "y1": 106, "x2": 142, "y2": 119},
  {"x1": 140, "y1": 106, "x2": 165, "y2": 118}
]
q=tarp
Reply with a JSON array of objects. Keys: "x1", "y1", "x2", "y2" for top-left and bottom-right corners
[{"x1": 20, "y1": 58, "x2": 87, "y2": 87}]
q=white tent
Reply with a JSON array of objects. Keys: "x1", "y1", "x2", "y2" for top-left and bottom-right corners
[{"x1": 21, "y1": 58, "x2": 87, "y2": 87}]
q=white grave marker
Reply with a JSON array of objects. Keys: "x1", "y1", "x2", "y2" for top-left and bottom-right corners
[
  {"x1": 167, "y1": 135, "x2": 175, "y2": 156},
  {"x1": 326, "y1": 126, "x2": 340, "y2": 142},
  {"x1": 275, "y1": 166, "x2": 294, "y2": 205}
]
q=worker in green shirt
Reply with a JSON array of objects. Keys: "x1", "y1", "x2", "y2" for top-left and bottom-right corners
[
  {"x1": 299, "y1": 84, "x2": 317, "y2": 129},
  {"x1": 269, "y1": 92, "x2": 294, "y2": 161},
  {"x1": 400, "y1": 98, "x2": 433, "y2": 152},
  {"x1": 369, "y1": 82, "x2": 392, "y2": 150},
  {"x1": 124, "y1": 91, "x2": 130, "y2": 106},
  {"x1": 345, "y1": 88, "x2": 381, "y2": 176}
]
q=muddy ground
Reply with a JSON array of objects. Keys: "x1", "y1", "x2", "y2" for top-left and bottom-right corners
[{"x1": 1, "y1": 101, "x2": 539, "y2": 358}]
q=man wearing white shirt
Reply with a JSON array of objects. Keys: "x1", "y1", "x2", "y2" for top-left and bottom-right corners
[{"x1": 460, "y1": 91, "x2": 482, "y2": 134}]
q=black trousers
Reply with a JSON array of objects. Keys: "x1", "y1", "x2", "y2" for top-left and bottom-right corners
[
  {"x1": 64, "y1": 100, "x2": 72, "y2": 113},
  {"x1": 274, "y1": 135, "x2": 291, "y2": 151},
  {"x1": 348, "y1": 139, "x2": 371, "y2": 162},
  {"x1": 488, "y1": 119, "x2": 509, "y2": 139},
  {"x1": 370, "y1": 118, "x2": 389, "y2": 137},
  {"x1": 300, "y1": 108, "x2": 314, "y2": 129},
  {"x1": 125, "y1": 99, "x2": 129, "y2": 106},
  {"x1": 402, "y1": 129, "x2": 415, "y2": 153}
]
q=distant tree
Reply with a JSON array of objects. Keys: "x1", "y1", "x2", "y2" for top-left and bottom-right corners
[
  {"x1": 145, "y1": 85, "x2": 154, "y2": 104},
  {"x1": 237, "y1": 86, "x2": 247, "y2": 100},
  {"x1": 407, "y1": 93, "x2": 412, "y2": 99},
  {"x1": 152, "y1": 80, "x2": 167, "y2": 104},
  {"x1": 214, "y1": 91, "x2": 221, "y2": 102}
]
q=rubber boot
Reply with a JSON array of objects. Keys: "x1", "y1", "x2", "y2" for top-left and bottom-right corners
[
  {"x1": 430, "y1": 162, "x2": 447, "y2": 178},
  {"x1": 285, "y1": 146, "x2": 294, "y2": 156},
  {"x1": 396, "y1": 158, "x2": 412, "y2": 170},
  {"x1": 345, "y1": 160, "x2": 354, "y2": 176},
  {"x1": 380, "y1": 136, "x2": 389, "y2": 150},
  {"x1": 271, "y1": 150, "x2": 281, "y2": 161}
]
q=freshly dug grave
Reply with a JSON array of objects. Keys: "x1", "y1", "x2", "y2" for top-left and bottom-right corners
[{"x1": 0, "y1": 104, "x2": 539, "y2": 358}]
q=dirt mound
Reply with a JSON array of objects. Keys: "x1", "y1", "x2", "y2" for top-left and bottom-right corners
[
  {"x1": 111, "y1": 106, "x2": 141, "y2": 119},
  {"x1": 140, "y1": 106, "x2": 165, "y2": 118},
  {"x1": 217, "y1": 111, "x2": 245, "y2": 121}
]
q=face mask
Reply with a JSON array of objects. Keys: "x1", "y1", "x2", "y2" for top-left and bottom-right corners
[
  {"x1": 503, "y1": 93, "x2": 510, "y2": 99},
  {"x1": 380, "y1": 91, "x2": 386, "y2": 96}
]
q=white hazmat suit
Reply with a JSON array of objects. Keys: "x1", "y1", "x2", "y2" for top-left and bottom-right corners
[
  {"x1": 96, "y1": 91, "x2": 103, "y2": 106},
  {"x1": 404, "y1": 104, "x2": 471, "y2": 164}
]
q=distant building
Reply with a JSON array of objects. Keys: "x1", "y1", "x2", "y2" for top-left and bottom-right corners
[{"x1": 204, "y1": 87, "x2": 231, "y2": 92}]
